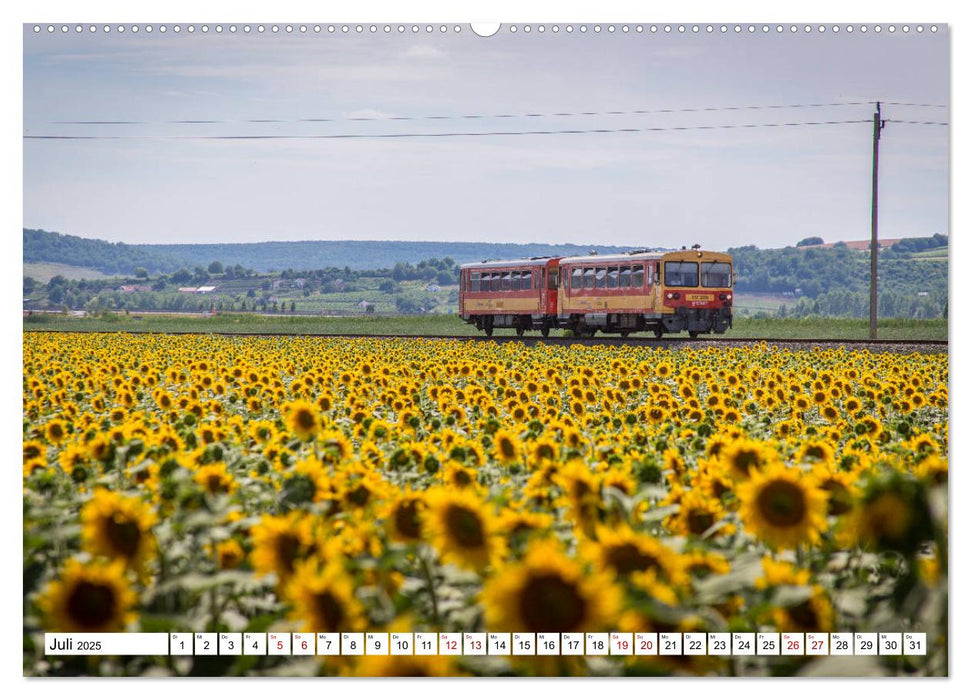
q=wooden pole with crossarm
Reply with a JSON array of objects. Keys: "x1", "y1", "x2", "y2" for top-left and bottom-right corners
[{"x1": 869, "y1": 102, "x2": 886, "y2": 340}]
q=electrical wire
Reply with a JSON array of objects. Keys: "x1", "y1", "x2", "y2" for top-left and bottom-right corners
[
  {"x1": 25, "y1": 119, "x2": 882, "y2": 141},
  {"x1": 46, "y1": 100, "x2": 901, "y2": 126},
  {"x1": 887, "y1": 119, "x2": 949, "y2": 125}
]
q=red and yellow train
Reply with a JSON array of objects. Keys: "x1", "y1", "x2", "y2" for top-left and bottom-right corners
[{"x1": 458, "y1": 249, "x2": 733, "y2": 338}]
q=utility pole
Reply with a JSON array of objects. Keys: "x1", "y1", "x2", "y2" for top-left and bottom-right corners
[{"x1": 869, "y1": 102, "x2": 886, "y2": 339}]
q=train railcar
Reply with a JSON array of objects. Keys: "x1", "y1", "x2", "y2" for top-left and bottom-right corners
[
  {"x1": 458, "y1": 257, "x2": 562, "y2": 336},
  {"x1": 557, "y1": 249, "x2": 734, "y2": 337}
]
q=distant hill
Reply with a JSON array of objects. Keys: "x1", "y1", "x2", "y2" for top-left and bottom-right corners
[
  {"x1": 24, "y1": 229, "x2": 186, "y2": 275},
  {"x1": 24, "y1": 229, "x2": 633, "y2": 275},
  {"x1": 140, "y1": 240, "x2": 635, "y2": 273}
]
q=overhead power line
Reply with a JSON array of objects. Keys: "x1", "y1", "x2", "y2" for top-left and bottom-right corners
[
  {"x1": 46, "y1": 100, "x2": 942, "y2": 126},
  {"x1": 887, "y1": 119, "x2": 949, "y2": 126},
  {"x1": 26, "y1": 119, "x2": 884, "y2": 141}
]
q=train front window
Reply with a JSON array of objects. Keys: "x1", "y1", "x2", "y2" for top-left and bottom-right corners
[
  {"x1": 664, "y1": 261, "x2": 699, "y2": 287},
  {"x1": 701, "y1": 262, "x2": 732, "y2": 288},
  {"x1": 549, "y1": 268, "x2": 559, "y2": 290},
  {"x1": 632, "y1": 264, "x2": 645, "y2": 288}
]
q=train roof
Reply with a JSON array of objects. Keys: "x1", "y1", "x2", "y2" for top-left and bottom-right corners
[
  {"x1": 560, "y1": 250, "x2": 731, "y2": 265},
  {"x1": 459, "y1": 257, "x2": 558, "y2": 270}
]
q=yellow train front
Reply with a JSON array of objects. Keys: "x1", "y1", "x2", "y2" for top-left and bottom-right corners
[{"x1": 557, "y1": 249, "x2": 734, "y2": 337}]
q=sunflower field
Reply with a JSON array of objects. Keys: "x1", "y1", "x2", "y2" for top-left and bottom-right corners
[{"x1": 22, "y1": 332, "x2": 948, "y2": 676}]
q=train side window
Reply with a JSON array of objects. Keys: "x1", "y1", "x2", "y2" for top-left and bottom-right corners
[
  {"x1": 594, "y1": 267, "x2": 606, "y2": 289},
  {"x1": 606, "y1": 267, "x2": 619, "y2": 289},
  {"x1": 619, "y1": 266, "x2": 631, "y2": 288},
  {"x1": 485, "y1": 273, "x2": 496, "y2": 292},
  {"x1": 571, "y1": 268, "x2": 582, "y2": 290},
  {"x1": 522, "y1": 270, "x2": 532, "y2": 290},
  {"x1": 470, "y1": 271, "x2": 480, "y2": 292},
  {"x1": 549, "y1": 268, "x2": 559, "y2": 289},
  {"x1": 511, "y1": 271, "x2": 521, "y2": 291},
  {"x1": 501, "y1": 272, "x2": 511, "y2": 291},
  {"x1": 632, "y1": 264, "x2": 645, "y2": 287},
  {"x1": 583, "y1": 267, "x2": 595, "y2": 289}
]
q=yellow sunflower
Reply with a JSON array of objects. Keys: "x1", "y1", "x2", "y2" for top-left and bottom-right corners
[
  {"x1": 284, "y1": 399, "x2": 321, "y2": 441},
  {"x1": 37, "y1": 558, "x2": 137, "y2": 632},
  {"x1": 250, "y1": 512, "x2": 318, "y2": 584},
  {"x1": 737, "y1": 465, "x2": 828, "y2": 550},
  {"x1": 381, "y1": 491, "x2": 426, "y2": 544},
  {"x1": 424, "y1": 489, "x2": 504, "y2": 572},
  {"x1": 771, "y1": 585, "x2": 834, "y2": 633},
  {"x1": 80, "y1": 489, "x2": 157, "y2": 571},
  {"x1": 582, "y1": 525, "x2": 688, "y2": 587},
  {"x1": 481, "y1": 540, "x2": 621, "y2": 634},
  {"x1": 193, "y1": 462, "x2": 237, "y2": 496},
  {"x1": 283, "y1": 557, "x2": 366, "y2": 633},
  {"x1": 492, "y1": 428, "x2": 523, "y2": 466},
  {"x1": 666, "y1": 488, "x2": 730, "y2": 538}
]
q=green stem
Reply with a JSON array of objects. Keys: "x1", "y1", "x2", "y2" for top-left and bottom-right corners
[{"x1": 420, "y1": 551, "x2": 441, "y2": 626}]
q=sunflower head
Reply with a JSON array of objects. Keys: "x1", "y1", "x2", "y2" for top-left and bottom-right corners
[
  {"x1": 481, "y1": 540, "x2": 621, "y2": 634},
  {"x1": 80, "y1": 489, "x2": 157, "y2": 571},
  {"x1": 383, "y1": 492, "x2": 426, "y2": 543},
  {"x1": 37, "y1": 558, "x2": 137, "y2": 633},
  {"x1": 583, "y1": 525, "x2": 688, "y2": 587},
  {"x1": 719, "y1": 438, "x2": 777, "y2": 481},
  {"x1": 424, "y1": 489, "x2": 503, "y2": 572},
  {"x1": 851, "y1": 472, "x2": 935, "y2": 556},
  {"x1": 250, "y1": 512, "x2": 318, "y2": 584},
  {"x1": 492, "y1": 428, "x2": 522, "y2": 466},
  {"x1": 283, "y1": 557, "x2": 366, "y2": 633},
  {"x1": 193, "y1": 462, "x2": 237, "y2": 496},
  {"x1": 284, "y1": 400, "x2": 321, "y2": 441},
  {"x1": 737, "y1": 465, "x2": 828, "y2": 551}
]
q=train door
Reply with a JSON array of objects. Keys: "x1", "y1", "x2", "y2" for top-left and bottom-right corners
[{"x1": 547, "y1": 263, "x2": 559, "y2": 315}]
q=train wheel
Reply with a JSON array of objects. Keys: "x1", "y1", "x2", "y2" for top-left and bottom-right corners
[
  {"x1": 689, "y1": 331, "x2": 699, "y2": 339},
  {"x1": 484, "y1": 318, "x2": 494, "y2": 337},
  {"x1": 516, "y1": 326, "x2": 525, "y2": 337},
  {"x1": 653, "y1": 328, "x2": 664, "y2": 338},
  {"x1": 621, "y1": 331, "x2": 630, "y2": 338},
  {"x1": 541, "y1": 323, "x2": 551, "y2": 338}
]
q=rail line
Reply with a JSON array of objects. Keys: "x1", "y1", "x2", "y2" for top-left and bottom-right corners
[{"x1": 24, "y1": 329, "x2": 948, "y2": 350}]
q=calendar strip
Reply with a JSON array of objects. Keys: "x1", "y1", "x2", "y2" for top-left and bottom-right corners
[{"x1": 43, "y1": 632, "x2": 928, "y2": 657}]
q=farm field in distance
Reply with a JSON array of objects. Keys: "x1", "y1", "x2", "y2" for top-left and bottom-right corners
[
  {"x1": 22, "y1": 312, "x2": 948, "y2": 341},
  {"x1": 23, "y1": 332, "x2": 947, "y2": 676}
]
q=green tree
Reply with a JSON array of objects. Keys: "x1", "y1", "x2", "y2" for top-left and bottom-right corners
[
  {"x1": 134, "y1": 267, "x2": 149, "y2": 279},
  {"x1": 208, "y1": 261, "x2": 224, "y2": 274}
]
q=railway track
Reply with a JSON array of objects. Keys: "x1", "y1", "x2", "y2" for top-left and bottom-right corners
[{"x1": 25, "y1": 329, "x2": 948, "y2": 352}]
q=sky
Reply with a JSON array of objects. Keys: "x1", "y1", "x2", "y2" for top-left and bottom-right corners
[{"x1": 22, "y1": 23, "x2": 949, "y2": 250}]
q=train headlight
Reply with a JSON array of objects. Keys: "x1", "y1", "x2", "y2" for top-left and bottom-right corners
[
  {"x1": 726, "y1": 293, "x2": 732, "y2": 300},
  {"x1": 666, "y1": 292, "x2": 673, "y2": 300}
]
